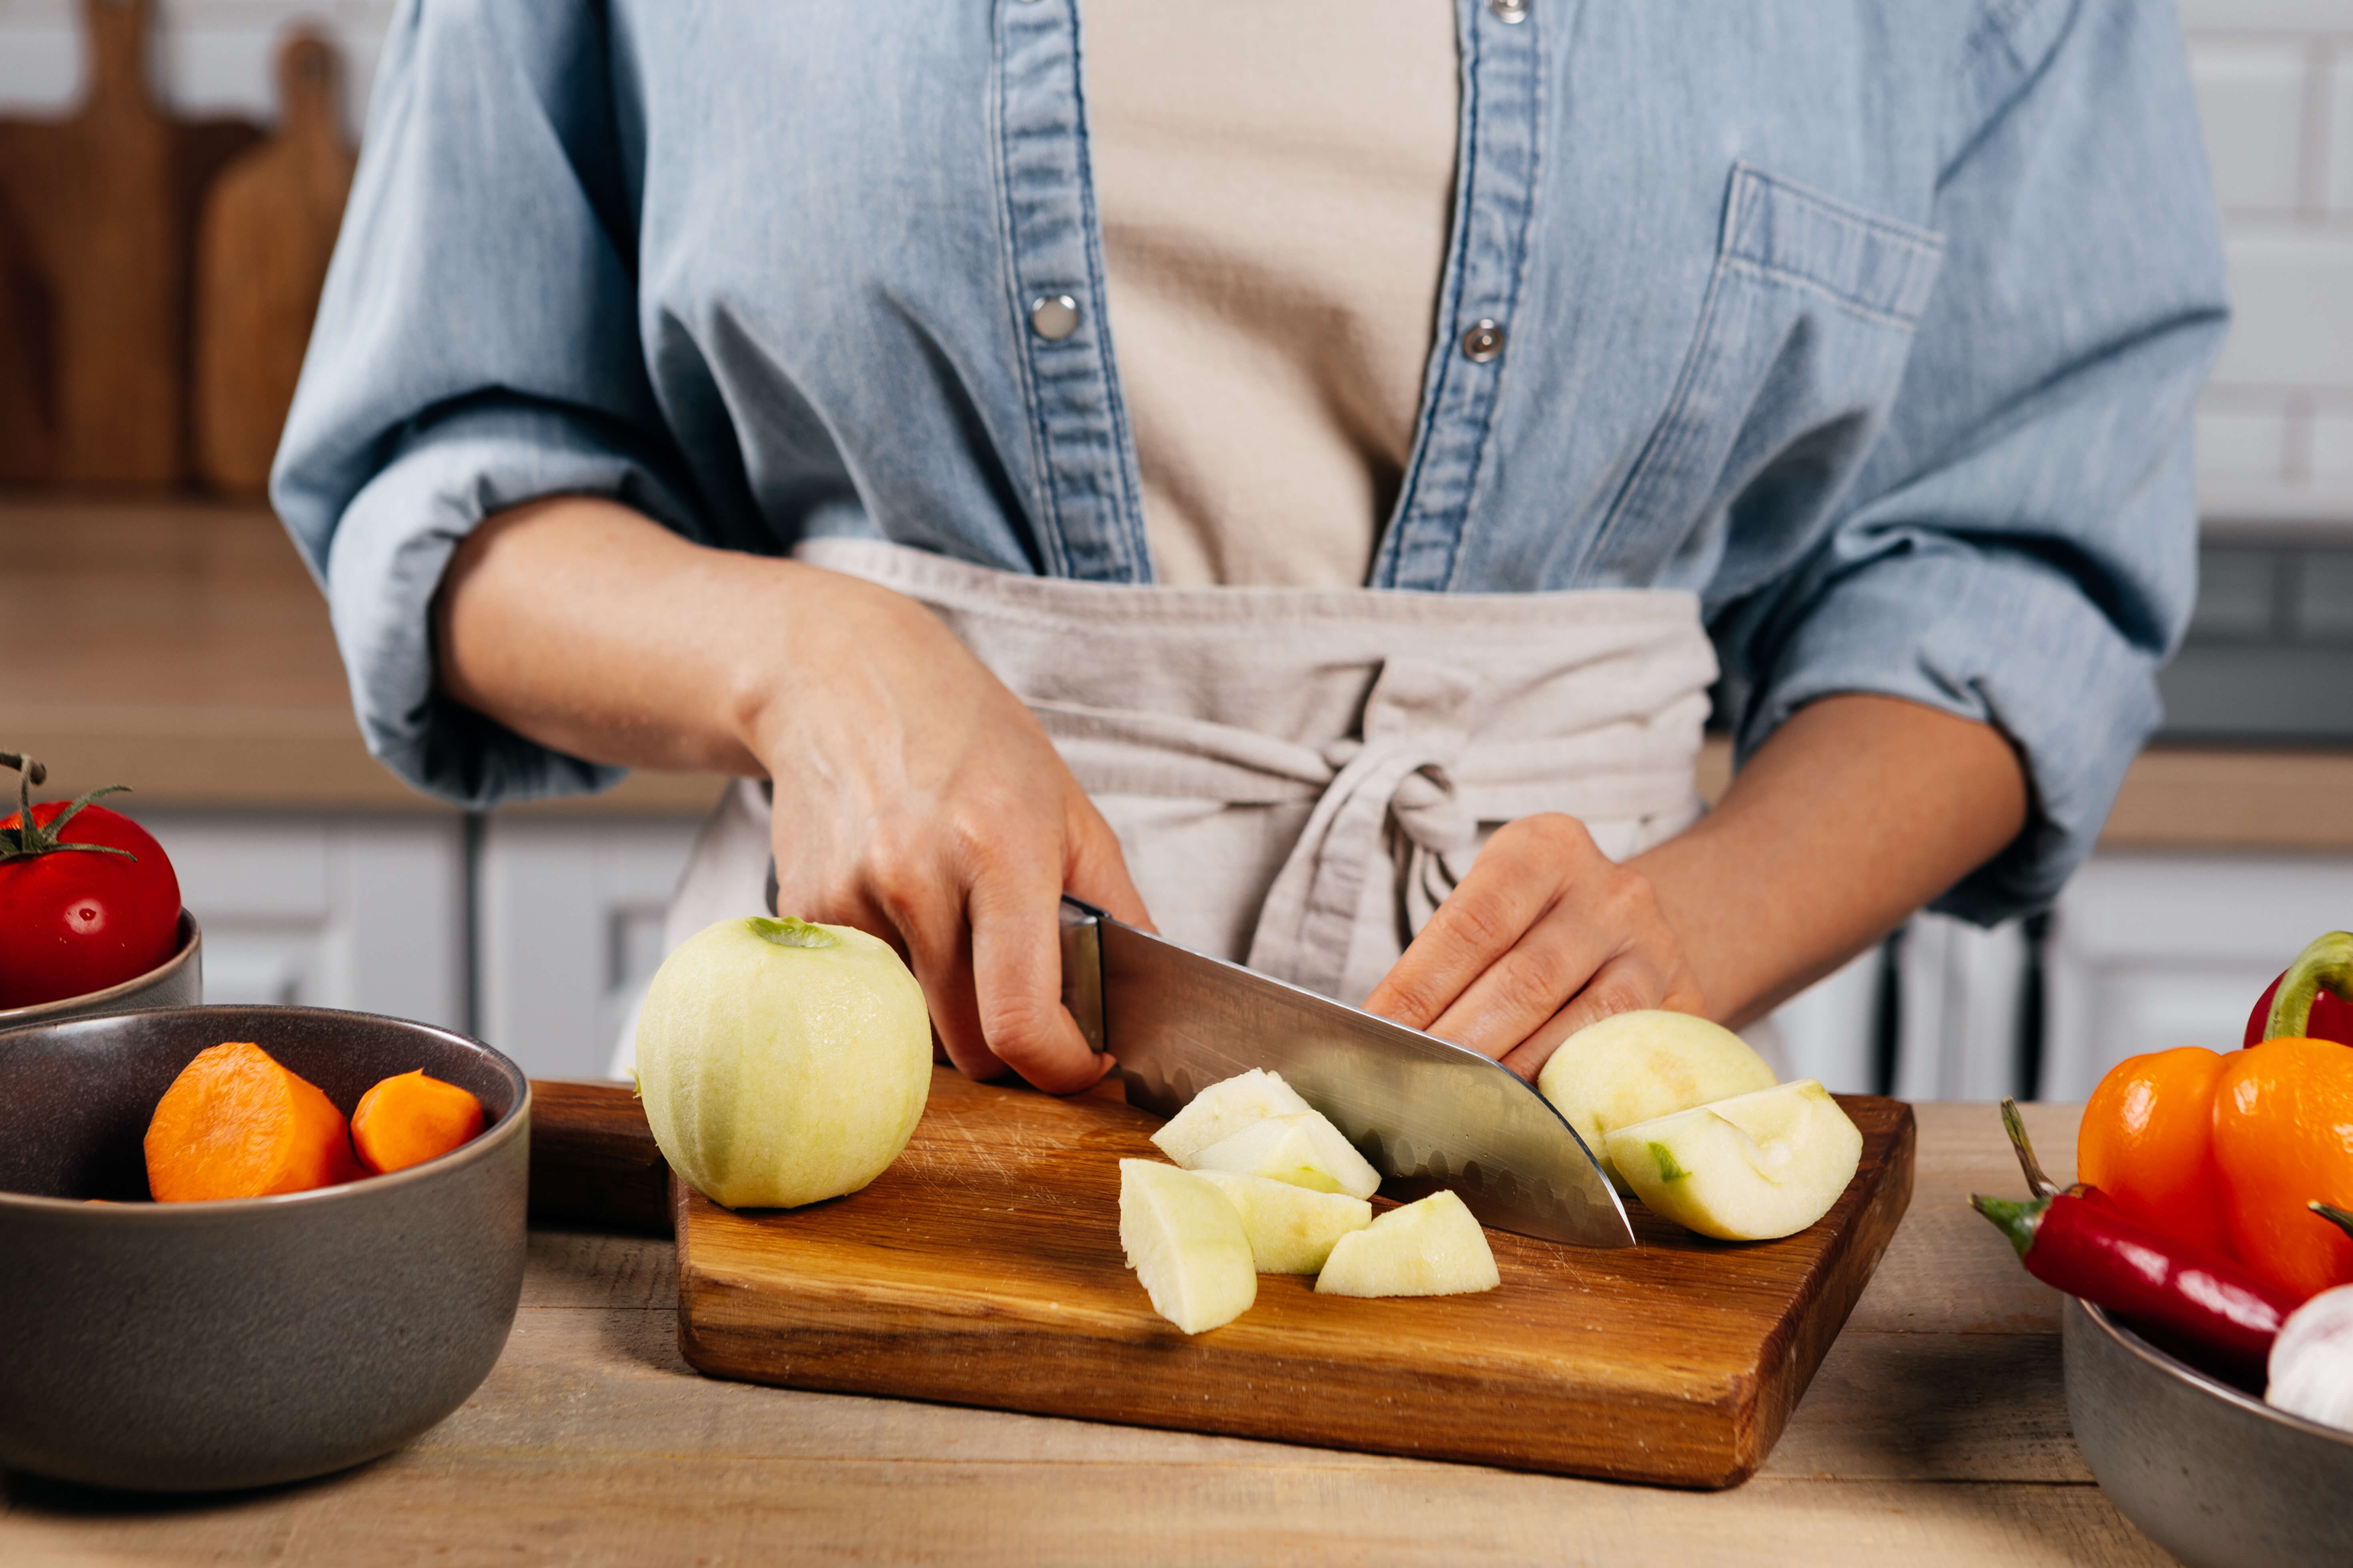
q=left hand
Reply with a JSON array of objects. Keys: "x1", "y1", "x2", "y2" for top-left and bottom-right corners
[{"x1": 1359, "y1": 812, "x2": 1707, "y2": 1081}]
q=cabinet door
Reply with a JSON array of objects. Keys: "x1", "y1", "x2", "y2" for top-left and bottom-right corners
[
  {"x1": 127, "y1": 812, "x2": 468, "y2": 1032},
  {"x1": 2044, "y1": 852, "x2": 2353, "y2": 1100},
  {"x1": 476, "y1": 817, "x2": 704, "y2": 1081}
]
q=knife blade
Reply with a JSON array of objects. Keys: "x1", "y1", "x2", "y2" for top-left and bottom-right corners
[{"x1": 1058, "y1": 897, "x2": 1634, "y2": 1249}]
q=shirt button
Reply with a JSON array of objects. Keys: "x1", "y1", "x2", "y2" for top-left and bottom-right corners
[
  {"x1": 1029, "y1": 294, "x2": 1081, "y2": 341},
  {"x1": 1460, "y1": 320, "x2": 1506, "y2": 363},
  {"x1": 1489, "y1": 0, "x2": 1529, "y2": 21}
]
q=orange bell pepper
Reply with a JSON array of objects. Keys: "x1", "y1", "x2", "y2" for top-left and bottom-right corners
[
  {"x1": 2077, "y1": 1046, "x2": 2231, "y2": 1257},
  {"x1": 2210, "y1": 1037, "x2": 2353, "y2": 1301}
]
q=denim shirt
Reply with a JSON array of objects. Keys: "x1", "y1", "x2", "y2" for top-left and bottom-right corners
[{"x1": 273, "y1": 0, "x2": 2227, "y2": 924}]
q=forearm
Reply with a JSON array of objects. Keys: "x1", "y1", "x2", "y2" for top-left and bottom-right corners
[
  {"x1": 1633, "y1": 694, "x2": 2029, "y2": 1029},
  {"x1": 435, "y1": 495, "x2": 821, "y2": 777}
]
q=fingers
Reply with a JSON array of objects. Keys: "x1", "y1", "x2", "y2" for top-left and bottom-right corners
[
  {"x1": 1496, "y1": 952, "x2": 1678, "y2": 1082},
  {"x1": 1361, "y1": 815, "x2": 1584, "y2": 1032},
  {"x1": 966, "y1": 836, "x2": 1109, "y2": 1094},
  {"x1": 1063, "y1": 795, "x2": 1156, "y2": 933}
]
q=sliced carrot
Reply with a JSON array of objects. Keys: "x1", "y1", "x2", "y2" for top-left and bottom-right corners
[
  {"x1": 144, "y1": 1041, "x2": 360, "y2": 1201},
  {"x1": 350, "y1": 1070, "x2": 485, "y2": 1174}
]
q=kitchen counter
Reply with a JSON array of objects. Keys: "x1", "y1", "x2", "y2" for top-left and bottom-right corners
[
  {"x1": 8, "y1": 495, "x2": 2347, "y2": 846},
  {"x1": 0, "y1": 1102, "x2": 2176, "y2": 1566}
]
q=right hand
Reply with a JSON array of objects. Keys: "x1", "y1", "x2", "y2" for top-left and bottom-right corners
[{"x1": 749, "y1": 565, "x2": 1152, "y2": 1093}]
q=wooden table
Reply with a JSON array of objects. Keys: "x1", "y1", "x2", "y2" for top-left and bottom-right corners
[{"x1": 0, "y1": 1103, "x2": 2176, "y2": 1566}]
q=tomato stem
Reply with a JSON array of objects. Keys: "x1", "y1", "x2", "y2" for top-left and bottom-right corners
[{"x1": 0, "y1": 750, "x2": 137, "y2": 865}]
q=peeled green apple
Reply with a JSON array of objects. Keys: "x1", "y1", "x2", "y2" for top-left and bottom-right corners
[
  {"x1": 1150, "y1": 1067, "x2": 1316, "y2": 1166},
  {"x1": 1193, "y1": 1169, "x2": 1372, "y2": 1273},
  {"x1": 1603, "y1": 1080, "x2": 1862, "y2": 1241},
  {"x1": 634, "y1": 916, "x2": 931, "y2": 1210},
  {"x1": 1536, "y1": 1009, "x2": 1777, "y2": 1193},
  {"x1": 1191, "y1": 1111, "x2": 1381, "y2": 1199},
  {"x1": 1313, "y1": 1190, "x2": 1499, "y2": 1298},
  {"x1": 1119, "y1": 1159, "x2": 1257, "y2": 1333}
]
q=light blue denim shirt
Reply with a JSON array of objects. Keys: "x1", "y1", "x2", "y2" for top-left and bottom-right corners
[{"x1": 274, "y1": 0, "x2": 2227, "y2": 924}]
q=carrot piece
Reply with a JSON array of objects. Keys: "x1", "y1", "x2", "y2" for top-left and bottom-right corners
[
  {"x1": 350, "y1": 1070, "x2": 485, "y2": 1174},
  {"x1": 144, "y1": 1041, "x2": 360, "y2": 1201}
]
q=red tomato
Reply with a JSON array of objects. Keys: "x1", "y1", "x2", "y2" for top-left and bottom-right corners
[{"x1": 0, "y1": 800, "x2": 183, "y2": 1008}]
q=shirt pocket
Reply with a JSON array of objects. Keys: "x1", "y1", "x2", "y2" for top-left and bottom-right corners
[{"x1": 1580, "y1": 163, "x2": 1945, "y2": 585}]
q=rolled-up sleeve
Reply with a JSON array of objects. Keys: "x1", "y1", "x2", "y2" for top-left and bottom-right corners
[
  {"x1": 272, "y1": 2, "x2": 695, "y2": 808},
  {"x1": 1715, "y1": 0, "x2": 2229, "y2": 923}
]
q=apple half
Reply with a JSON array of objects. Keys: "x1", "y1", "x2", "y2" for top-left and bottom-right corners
[
  {"x1": 1193, "y1": 1170, "x2": 1372, "y2": 1273},
  {"x1": 1314, "y1": 1190, "x2": 1500, "y2": 1297},
  {"x1": 1190, "y1": 1111, "x2": 1381, "y2": 1200},
  {"x1": 1603, "y1": 1080, "x2": 1862, "y2": 1241},
  {"x1": 1535, "y1": 1009, "x2": 1776, "y2": 1194},
  {"x1": 1118, "y1": 1159, "x2": 1257, "y2": 1333}
]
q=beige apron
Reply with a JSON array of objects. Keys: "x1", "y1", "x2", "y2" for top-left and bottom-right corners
[{"x1": 615, "y1": 538, "x2": 1719, "y2": 1074}]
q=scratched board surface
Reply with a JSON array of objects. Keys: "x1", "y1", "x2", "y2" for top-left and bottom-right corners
[{"x1": 675, "y1": 1067, "x2": 1914, "y2": 1488}]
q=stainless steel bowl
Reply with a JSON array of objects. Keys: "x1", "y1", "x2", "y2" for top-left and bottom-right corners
[
  {"x1": 2064, "y1": 1294, "x2": 2353, "y2": 1566},
  {"x1": 0, "y1": 1005, "x2": 529, "y2": 1492},
  {"x1": 0, "y1": 909, "x2": 202, "y2": 1027}
]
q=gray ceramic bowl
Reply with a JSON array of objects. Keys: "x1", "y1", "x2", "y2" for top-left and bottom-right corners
[
  {"x1": 0, "y1": 910, "x2": 203, "y2": 1028},
  {"x1": 2064, "y1": 1295, "x2": 2353, "y2": 1566},
  {"x1": 0, "y1": 1005, "x2": 530, "y2": 1492}
]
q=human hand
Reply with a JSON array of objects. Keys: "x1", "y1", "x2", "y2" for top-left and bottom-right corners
[
  {"x1": 752, "y1": 567, "x2": 1151, "y2": 1093},
  {"x1": 1359, "y1": 813, "x2": 1706, "y2": 1081}
]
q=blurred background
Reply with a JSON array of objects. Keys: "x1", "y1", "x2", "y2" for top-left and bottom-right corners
[{"x1": 1, "y1": 0, "x2": 2347, "y2": 1097}]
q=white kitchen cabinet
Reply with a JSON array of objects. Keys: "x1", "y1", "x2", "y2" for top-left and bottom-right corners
[
  {"x1": 2043, "y1": 850, "x2": 2353, "y2": 1101},
  {"x1": 127, "y1": 810, "x2": 468, "y2": 1033},
  {"x1": 474, "y1": 817, "x2": 704, "y2": 1081}
]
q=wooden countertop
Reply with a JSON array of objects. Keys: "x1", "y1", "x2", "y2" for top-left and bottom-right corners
[
  {"x1": 0, "y1": 1103, "x2": 2174, "y2": 1566},
  {"x1": 8, "y1": 494, "x2": 2348, "y2": 847}
]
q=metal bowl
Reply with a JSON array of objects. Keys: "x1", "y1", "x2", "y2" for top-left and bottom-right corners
[
  {"x1": 2064, "y1": 1294, "x2": 2353, "y2": 1566},
  {"x1": 0, "y1": 1005, "x2": 529, "y2": 1492},
  {"x1": 0, "y1": 909, "x2": 203, "y2": 1027}
]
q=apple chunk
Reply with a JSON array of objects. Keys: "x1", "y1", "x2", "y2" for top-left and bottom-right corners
[
  {"x1": 1150, "y1": 1068, "x2": 1316, "y2": 1167},
  {"x1": 1191, "y1": 1111, "x2": 1381, "y2": 1200},
  {"x1": 1314, "y1": 1190, "x2": 1499, "y2": 1298},
  {"x1": 1193, "y1": 1170, "x2": 1372, "y2": 1273},
  {"x1": 1603, "y1": 1080, "x2": 1862, "y2": 1241},
  {"x1": 1535, "y1": 1009, "x2": 1776, "y2": 1195},
  {"x1": 1118, "y1": 1160, "x2": 1256, "y2": 1333}
]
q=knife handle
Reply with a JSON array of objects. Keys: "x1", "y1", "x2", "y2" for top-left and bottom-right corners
[
  {"x1": 1059, "y1": 895, "x2": 1108, "y2": 1055},
  {"x1": 526, "y1": 1079, "x2": 673, "y2": 1236}
]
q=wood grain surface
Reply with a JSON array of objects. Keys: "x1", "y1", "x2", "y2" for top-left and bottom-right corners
[
  {"x1": 0, "y1": 1101, "x2": 2174, "y2": 1566},
  {"x1": 192, "y1": 28, "x2": 355, "y2": 497},
  {"x1": 672, "y1": 1066, "x2": 1914, "y2": 1488}
]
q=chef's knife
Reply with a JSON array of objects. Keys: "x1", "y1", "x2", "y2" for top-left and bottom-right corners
[{"x1": 1058, "y1": 896, "x2": 1635, "y2": 1249}]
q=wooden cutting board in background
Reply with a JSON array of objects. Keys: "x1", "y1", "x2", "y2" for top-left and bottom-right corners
[
  {"x1": 657, "y1": 1067, "x2": 1915, "y2": 1490},
  {"x1": 192, "y1": 28, "x2": 355, "y2": 497},
  {"x1": 0, "y1": 0, "x2": 259, "y2": 486}
]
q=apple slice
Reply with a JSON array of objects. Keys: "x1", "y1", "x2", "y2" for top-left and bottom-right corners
[
  {"x1": 1118, "y1": 1159, "x2": 1257, "y2": 1333},
  {"x1": 1313, "y1": 1190, "x2": 1500, "y2": 1298},
  {"x1": 1603, "y1": 1080, "x2": 1862, "y2": 1241},
  {"x1": 1190, "y1": 1111, "x2": 1381, "y2": 1199},
  {"x1": 1193, "y1": 1170, "x2": 1372, "y2": 1273},
  {"x1": 1151, "y1": 1068, "x2": 1317, "y2": 1167},
  {"x1": 1535, "y1": 1009, "x2": 1776, "y2": 1194}
]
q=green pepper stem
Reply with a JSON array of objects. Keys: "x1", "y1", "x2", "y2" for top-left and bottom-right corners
[
  {"x1": 2000, "y1": 1098, "x2": 2060, "y2": 1198},
  {"x1": 2311, "y1": 1201, "x2": 2353, "y2": 1243},
  {"x1": 1971, "y1": 1192, "x2": 2050, "y2": 1259},
  {"x1": 2265, "y1": 932, "x2": 2353, "y2": 1041}
]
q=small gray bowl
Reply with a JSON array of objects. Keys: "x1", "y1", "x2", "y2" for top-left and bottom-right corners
[
  {"x1": 2064, "y1": 1295, "x2": 2353, "y2": 1566},
  {"x1": 0, "y1": 1005, "x2": 529, "y2": 1492},
  {"x1": 0, "y1": 909, "x2": 203, "y2": 1028}
]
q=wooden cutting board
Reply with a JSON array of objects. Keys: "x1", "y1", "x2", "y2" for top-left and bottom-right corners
[
  {"x1": 667, "y1": 1066, "x2": 1914, "y2": 1489},
  {"x1": 191, "y1": 28, "x2": 356, "y2": 497}
]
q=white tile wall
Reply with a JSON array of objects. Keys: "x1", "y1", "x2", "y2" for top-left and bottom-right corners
[{"x1": 2190, "y1": 40, "x2": 2308, "y2": 213}]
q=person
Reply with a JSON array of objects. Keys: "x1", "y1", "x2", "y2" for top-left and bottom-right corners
[{"x1": 274, "y1": 1, "x2": 2226, "y2": 1095}]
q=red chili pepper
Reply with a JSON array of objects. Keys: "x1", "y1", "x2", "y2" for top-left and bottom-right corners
[{"x1": 1973, "y1": 1192, "x2": 2296, "y2": 1368}]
